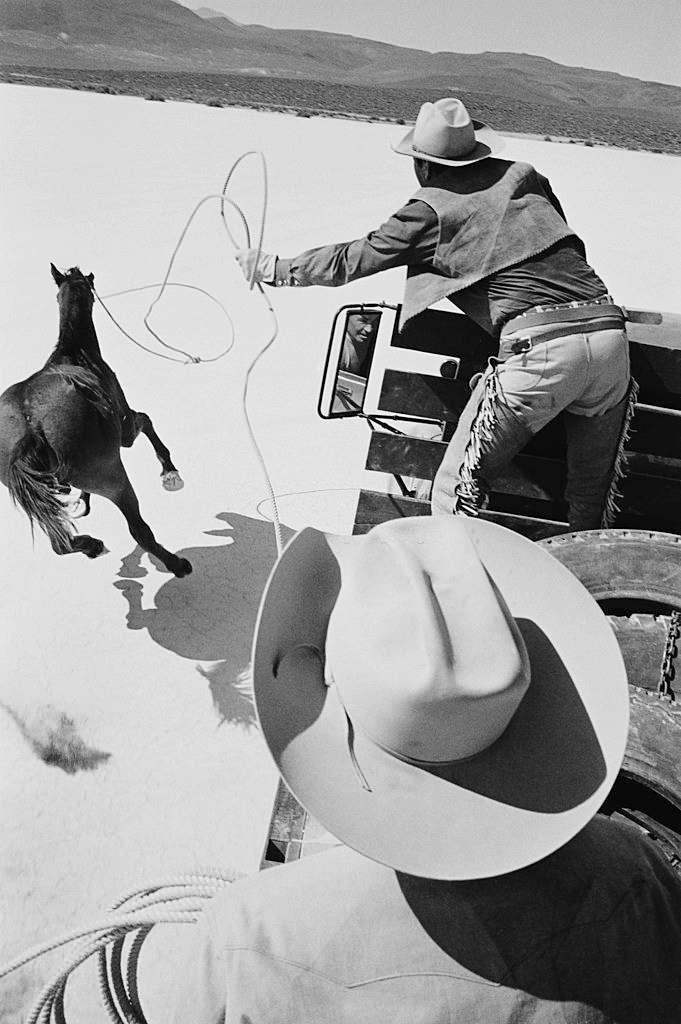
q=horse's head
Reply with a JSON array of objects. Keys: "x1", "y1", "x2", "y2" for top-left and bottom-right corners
[{"x1": 51, "y1": 264, "x2": 95, "y2": 315}]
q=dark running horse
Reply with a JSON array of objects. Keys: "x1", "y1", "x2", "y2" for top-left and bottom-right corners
[{"x1": 0, "y1": 265, "x2": 192, "y2": 577}]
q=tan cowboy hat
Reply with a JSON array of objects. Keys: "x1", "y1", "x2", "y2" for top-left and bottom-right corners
[
  {"x1": 252, "y1": 517, "x2": 629, "y2": 880},
  {"x1": 392, "y1": 96, "x2": 504, "y2": 166}
]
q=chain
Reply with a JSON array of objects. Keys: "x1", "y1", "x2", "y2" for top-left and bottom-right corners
[{"x1": 658, "y1": 609, "x2": 680, "y2": 701}]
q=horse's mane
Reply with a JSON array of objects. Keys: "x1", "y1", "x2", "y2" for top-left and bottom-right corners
[{"x1": 57, "y1": 266, "x2": 93, "y2": 293}]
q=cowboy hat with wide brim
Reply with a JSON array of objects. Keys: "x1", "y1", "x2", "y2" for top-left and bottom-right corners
[
  {"x1": 252, "y1": 517, "x2": 629, "y2": 880},
  {"x1": 392, "y1": 96, "x2": 505, "y2": 166}
]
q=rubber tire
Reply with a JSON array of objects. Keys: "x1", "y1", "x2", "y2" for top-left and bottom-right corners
[
  {"x1": 539, "y1": 529, "x2": 681, "y2": 866},
  {"x1": 537, "y1": 529, "x2": 681, "y2": 606}
]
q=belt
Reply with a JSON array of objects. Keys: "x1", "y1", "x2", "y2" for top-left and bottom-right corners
[
  {"x1": 505, "y1": 302, "x2": 625, "y2": 332},
  {"x1": 505, "y1": 318, "x2": 625, "y2": 354},
  {"x1": 502, "y1": 300, "x2": 626, "y2": 355}
]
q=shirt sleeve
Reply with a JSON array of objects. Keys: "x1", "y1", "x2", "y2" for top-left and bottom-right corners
[
  {"x1": 273, "y1": 199, "x2": 438, "y2": 287},
  {"x1": 536, "y1": 172, "x2": 567, "y2": 221},
  {"x1": 536, "y1": 172, "x2": 590, "y2": 260}
]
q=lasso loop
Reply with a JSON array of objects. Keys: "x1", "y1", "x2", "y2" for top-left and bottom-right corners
[{"x1": 94, "y1": 150, "x2": 284, "y2": 554}]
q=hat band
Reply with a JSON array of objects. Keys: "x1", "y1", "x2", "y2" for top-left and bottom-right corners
[
  {"x1": 342, "y1": 704, "x2": 373, "y2": 793},
  {"x1": 329, "y1": 676, "x2": 492, "y2": 790},
  {"x1": 412, "y1": 142, "x2": 478, "y2": 161}
]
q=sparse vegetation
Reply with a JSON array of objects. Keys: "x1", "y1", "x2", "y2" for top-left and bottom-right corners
[{"x1": 1, "y1": 66, "x2": 679, "y2": 154}]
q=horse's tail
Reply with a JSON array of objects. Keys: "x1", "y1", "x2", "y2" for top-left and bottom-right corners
[
  {"x1": 45, "y1": 364, "x2": 116, "y2": 421},
  {"x1": 7, "y1": 433, "x2": 73, "y2": 553}
]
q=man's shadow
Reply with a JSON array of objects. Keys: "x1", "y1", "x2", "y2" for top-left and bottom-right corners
[{"x1": 114, "y1": 513, "x2": 294, "y2": 730}]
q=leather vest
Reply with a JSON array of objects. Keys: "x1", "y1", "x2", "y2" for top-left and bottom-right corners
[{"x1": 400, "y1": 159, "x2": 580, "y2": 328}]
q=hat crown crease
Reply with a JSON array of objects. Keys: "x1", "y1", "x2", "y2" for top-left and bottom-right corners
[
  {"x1": 327, "y1": 521, "x2": 531, "y2": 763},
  {"x1": 378, "y1": 533, "x2": 454, "y2": 685},
  {"x1": 413, "y1": 97, "x2": 477, "y2": 159}
]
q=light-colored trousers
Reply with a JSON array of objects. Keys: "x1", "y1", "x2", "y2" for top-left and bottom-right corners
[{"x1": 431, "y1": 319, "x2": 635, "y2": 531}]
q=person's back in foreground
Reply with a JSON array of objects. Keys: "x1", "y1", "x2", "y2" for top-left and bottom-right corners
[
  {"x1": 169, "y1": 517, "x2": 681, "y2": 1023},
  {"x1": 172, "y1": 817, "x2": 681, "y2": 1023}
]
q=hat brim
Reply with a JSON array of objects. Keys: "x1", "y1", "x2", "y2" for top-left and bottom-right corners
[
  {"x1": 252, "y1": 519, "x2": 629, "y2": 879},
  {"x1": 392, "y1": 119, "x2": 505, "y2": 166}
]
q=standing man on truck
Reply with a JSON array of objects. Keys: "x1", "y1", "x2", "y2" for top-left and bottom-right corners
[{"x1": 235, "y1": 97, "x2": 636, "y2": 530}]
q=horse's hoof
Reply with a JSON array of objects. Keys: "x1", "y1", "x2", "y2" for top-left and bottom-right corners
[
  {"x1": 172, "y1": 557, "x2": 192, "y2": 578},
  {"x1": 162, "y1": 471, "x2": 184, "y2": 492},
  {"x1": 83, "y1": 538, "x2": 105, "y2": 559}
]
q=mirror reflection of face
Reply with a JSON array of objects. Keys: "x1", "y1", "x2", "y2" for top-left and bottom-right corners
[
  {"x1": 346, "y1": 313, "x2": 379, "y2": 345},
  {"x1": 340, "y1": 312, "x2": 380, "y2": 377}
]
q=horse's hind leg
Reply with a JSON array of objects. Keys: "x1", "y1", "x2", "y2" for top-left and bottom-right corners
[
  {"x1": 127, "y1": 411, "x2": 184, "y2": 492},
  {"x1": 73, "y1": 491, "x2": 91, "y2": 518},
  {"x1": 5, "y1": 435, "x2": 103, "y2": 559},
  {"x1": 56, "y1": 488, "x2": 91, "y2": 518},
  {"x1": 101, "y1": 464, "x2": 191, "y2": 578},
  {"x1": 70, "y1": 533, "x2": 104, "y2": 558},
  {"x1": 42, "y1": 497, "x2": 100, "y2": 555},
  {"x1": 42, "y1": 518, "x2": 103, "y2": 559}
]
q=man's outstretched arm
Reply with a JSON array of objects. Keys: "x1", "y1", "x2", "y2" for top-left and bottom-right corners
[{"x1": 235, "y1": 200, "x2": 438, "y2": 287}]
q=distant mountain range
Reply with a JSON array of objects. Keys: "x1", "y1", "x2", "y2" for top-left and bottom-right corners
[{"x1": 1, "y1": 0, "x2": 680, "y2": 117}]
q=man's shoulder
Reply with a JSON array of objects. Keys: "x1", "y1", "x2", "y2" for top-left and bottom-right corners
[
  {"x1": 410, "y1": 158, "x2": 537, "y2": 203},
  {"x1": 558, "y1": 814, "x2": 681, "y2": 889},
  {"x1": 217, "y1": 845, "x2": 389, "y2": 912},
  {"x1": 204, "y1": 817, "x2": 681, "y2": 939},
  {"x1": 202, "y1": 847, "x2": 408, "y2": 966}
]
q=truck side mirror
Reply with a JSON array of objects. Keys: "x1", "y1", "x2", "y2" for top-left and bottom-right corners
[{"x1": 318, "y1": 305, "x2": 386, "y2": 418}]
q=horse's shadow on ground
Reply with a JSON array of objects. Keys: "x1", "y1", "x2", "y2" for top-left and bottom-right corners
[{"x1": 114, "y1": 513, "x2": 294, "y2": 731}]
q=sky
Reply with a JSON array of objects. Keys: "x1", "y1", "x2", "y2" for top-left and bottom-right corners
[{"x1": 184, "y1": 0, "x2": 681, "y2": 88}]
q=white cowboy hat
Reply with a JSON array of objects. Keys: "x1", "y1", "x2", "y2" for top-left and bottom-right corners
[
  {"x1": 392, "y1": 96, "x2": 504, "y2": 166},
  {"x1": 252, "y1": 517, "x2": 629, "y2": 880}
]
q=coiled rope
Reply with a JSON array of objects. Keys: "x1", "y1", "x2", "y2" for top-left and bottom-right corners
[{"x1": 0, "y1": 869, "x2": 239, "y2": 1023}]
